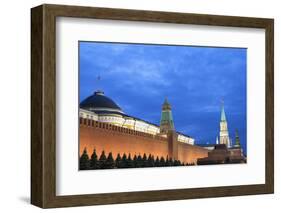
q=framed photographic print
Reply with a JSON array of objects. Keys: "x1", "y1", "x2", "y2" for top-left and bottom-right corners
[{"x1": 31, "y1": 4, "x2": 274, "y2": 208}]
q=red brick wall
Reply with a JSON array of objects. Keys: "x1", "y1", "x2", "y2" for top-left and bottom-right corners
[
  {"x1": 79, "y1": 118, "x2": 209, "y2": 164},
  {"x1": 80, "y1": 119, "x2": 168, "y2": 159},
  {"x1": 178, "y1": 143, "x2": 209, "y2": 164}
]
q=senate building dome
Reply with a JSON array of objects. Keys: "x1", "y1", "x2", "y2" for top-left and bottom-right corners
[{"x1": 80, "y1": 90, "x2": 124, "y2": 114}]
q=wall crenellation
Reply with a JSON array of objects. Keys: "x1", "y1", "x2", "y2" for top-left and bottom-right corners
[{"x1": 80, "y1": 118, "x2": 166, "y2": 142}]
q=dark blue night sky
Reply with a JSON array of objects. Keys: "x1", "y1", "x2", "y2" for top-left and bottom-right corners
[{"x1": 79, "y1": 41, "x2": 247, "y2": 154}]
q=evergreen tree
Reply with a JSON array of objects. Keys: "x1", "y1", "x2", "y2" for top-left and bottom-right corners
[
  {"x1": 115, "y1": 153, "x2": 122, "y2": 168},
  {"x1": 169, "y1": 158, "x2": 173, "y2": 166},
  {"x1": 79, "y1": 148, "x2": 90, "y2": 170},
  {"x1": 133, "y1": 154, "x2": 138, "y2": 167},
  {"x1": 136, "y1": 154, "x2": 143, "y2": 168},
  {"x1": 90, "y1": 149, "x2": 99, "y2": 169},
  {"x1": 99, "y1": 150, "x2": 107, "y2": 169},
  {"x1": 173, "y1": 160, "x2": 182, "y2": 166},
  {"x1": 151, "y1": 155, "x2": 155, "y2": 167},
  {"x1": 155, "y1": 156, "x2": 160, "y2": 167},
  {"x1": 105, "y1": 152, "x2": 115, "y2": 169},
  {"x1": 127, "y1": 153, "x2": 135, "y2": 168},
  {"x1": 165, "y1": 156, "x2": 169, "y2": 167},
  {"x1": 121, "y1": 153, "x2": 128, "y2": 168},
  {"x1": 143, "y1": 153, "x2": 148, "y2": 167},
  {"x1": 159, "y1": 156, "x2": 166, "y2": 167},
  {"x1": 147, "y1": 154, "x2": 154, "y2": 167}
]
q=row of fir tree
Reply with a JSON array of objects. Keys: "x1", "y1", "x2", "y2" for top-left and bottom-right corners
[{"x1": 79, "y1": 148, "x2": 195, "y2": 170}]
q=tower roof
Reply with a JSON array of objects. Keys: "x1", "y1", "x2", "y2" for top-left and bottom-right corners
[
  {"x1": 162, "y1": 97, "x2": 171, "y2": 110},
  {"x1": 221, "y1": 103, "x2": 227, "y2": 121}
]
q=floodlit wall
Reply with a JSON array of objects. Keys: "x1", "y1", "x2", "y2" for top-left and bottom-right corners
[{"x1": 79, "y1": 118, "x2": 208, "y2": 164}]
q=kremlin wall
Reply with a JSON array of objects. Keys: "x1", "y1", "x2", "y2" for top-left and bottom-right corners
[
  {"x1": 79, "y1": 118, "x2": 209, "y2": 164},
  {"x1": 79, "y1": 90, "x2": 245, "y2": 166},
  {"x1": 79, "y1": 90, "x2": 209, "y2": 164}
]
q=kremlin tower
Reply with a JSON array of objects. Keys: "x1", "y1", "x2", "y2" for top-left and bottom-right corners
[
  {"x1": 160, "y1": 98, "x2": 175, "y2": 134},
  {"x1": 219, "y1": 102, "x2": 230, "y2": 147},
  {"x1": 234, "y1": 129, "x2": 241, "y2": 147}
]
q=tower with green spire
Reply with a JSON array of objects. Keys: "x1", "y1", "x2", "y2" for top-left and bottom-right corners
[
  {"x1": 219, "y1": 101, "x2": 230, "y2": 147},
  {"x1": 234, "y1": 129, "x2": 241, "y2": 147},
  {"x1": 160, "y1": 98, "x2": 175, "y2": 134}
]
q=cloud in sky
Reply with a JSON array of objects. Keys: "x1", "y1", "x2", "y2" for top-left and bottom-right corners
[{"x1": 79, "y1": 41, "x2": 247, "y2": 154}]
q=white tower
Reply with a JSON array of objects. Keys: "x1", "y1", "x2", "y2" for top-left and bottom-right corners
[{"x1": 219, "y1": 102, "x2": 230, "y2": 147}]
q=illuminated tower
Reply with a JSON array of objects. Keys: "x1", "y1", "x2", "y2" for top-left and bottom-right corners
[
  {"x1": 234, "y1": 129, "x2": 241, "y2": 147},
  {"x1": 219, "y1": 102, "x2": 230, "y2": 147},
  {"x1": 160, "y1": 98, "x2": 175, "y2": 134}
]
